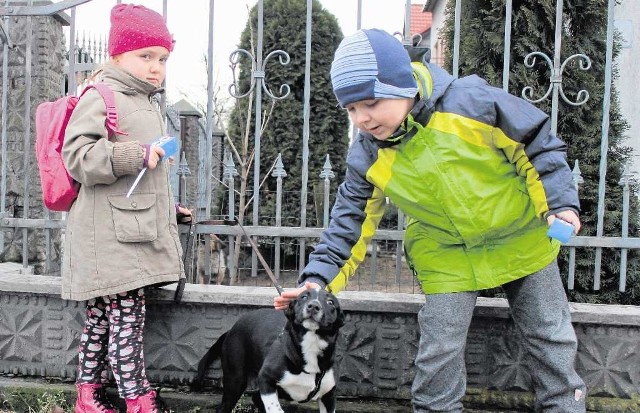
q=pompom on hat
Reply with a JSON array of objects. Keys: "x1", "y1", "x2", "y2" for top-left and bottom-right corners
[
  {"x1": 330, "y1": 29, "x2": 417, "y2": 108},
  {"x1": 108, "y1": 4, "x2": 175, "y2": 57}
]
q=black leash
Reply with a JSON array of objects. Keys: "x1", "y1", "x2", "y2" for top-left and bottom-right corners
[
  {"x1": 231, "y1": 217, "x2": 284, "y2": 295},
  {"x1": 301, "y1": 369, "x2": 327, "y2": 403},
  {"x1": 174, "y1": 218, "x2": 284, "y2": 298},
  {"x1": 174, "y1": 219, "x2": 196, "y2": 303}
]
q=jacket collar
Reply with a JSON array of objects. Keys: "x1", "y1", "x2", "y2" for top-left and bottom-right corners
[
  {"x1": 374, "y1": 98, "x2": 429, "y2": 148},
  {"x1": 372, "y1": 62, "x2": 454, "y2": 148}
]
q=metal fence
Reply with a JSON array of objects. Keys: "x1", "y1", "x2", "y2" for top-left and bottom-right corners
[{"x1": 0, "y1": 0, "x2": 638, "y2": 296}]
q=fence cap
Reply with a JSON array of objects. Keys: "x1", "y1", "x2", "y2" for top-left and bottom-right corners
[{"x1": 2, "y1": 273, "x2": 638, "y2": 327}]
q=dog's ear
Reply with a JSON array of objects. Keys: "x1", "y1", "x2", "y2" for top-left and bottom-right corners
[
  {"x1": 210, "y1": 233, "x2": 228, "y2": 250},
  {"x1": 284, "y1": 298, "x2": 296, "y2": 321},
  {"x1": 335, "y1": 309, "x2": 345, "y2": 328},
  {"x1": 209, "y1": 234, "x2": 220, "y2": 250}
]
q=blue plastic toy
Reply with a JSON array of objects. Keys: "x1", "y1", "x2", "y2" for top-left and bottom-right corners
[
  {"x1": 126, "y1": 136, "x2": 179, "y2": 198},
  {"x1": 152, "y1": 136, "x2": 179, "y2": 160},
  {"x1": 547, "y1": 219, "x2": 575, "y2": 244}
]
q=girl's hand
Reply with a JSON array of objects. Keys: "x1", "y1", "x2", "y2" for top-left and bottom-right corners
[
  {"x1": 274, "y1": 281, "x2": 322, "y2": 311},
  {"x1": 176, "y1": 205, "x2": 192, "y2": 224},
  {"x1": 547, "y1": 210, "x2": 582, "y2": 234},
  {"x1": 144, "y1": 145, "x2": 165, "y2": 169},
  {"x1": 177, "y1": 205, "x2": 191, "y2": 217}
]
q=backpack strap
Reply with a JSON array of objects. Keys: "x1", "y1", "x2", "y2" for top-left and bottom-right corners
[{"x1": 80, "y1": 83, "x2": 128, "y2": 136}]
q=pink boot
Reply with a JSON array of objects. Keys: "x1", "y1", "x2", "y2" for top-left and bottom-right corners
[
  {"x1": 125, "y1": 389, "x2": 168, "y2": 413},
  {"x1": 75, "y1": 383, "x2": 117, "y2": 413}
]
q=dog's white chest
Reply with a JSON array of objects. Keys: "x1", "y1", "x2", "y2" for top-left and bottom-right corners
[
  {"x1": 277, "y1": 331, "x2": 335, "y2": 401},
  {"x1": 279, "y1": 368, "x2": 335, "y2": 401}
]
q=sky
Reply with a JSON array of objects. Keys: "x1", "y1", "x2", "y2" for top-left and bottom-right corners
[{"x1": 67, "y1": 0, "x2": 412, "y2": 108}]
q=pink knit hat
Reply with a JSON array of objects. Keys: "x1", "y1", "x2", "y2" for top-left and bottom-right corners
[{"x1": 108, "y1": 4, "x2": 175, "y2": 57}]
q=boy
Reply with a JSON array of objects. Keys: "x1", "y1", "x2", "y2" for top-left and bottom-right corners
[{"x1": 275, "y1": 29, "x2": 586, "y2": 412}]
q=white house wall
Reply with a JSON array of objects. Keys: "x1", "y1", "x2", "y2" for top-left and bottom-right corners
[{"x1": 614, "y1": 0, "x2": 640, "y2": 178}]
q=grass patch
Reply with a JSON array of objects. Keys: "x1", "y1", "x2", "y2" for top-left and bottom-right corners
[
  {"x1": 0, "y1": 387, "x2": 258, "y2": 413},
  {"x1": 0, "y1": 388, "x2": 72, "y2": 413}
]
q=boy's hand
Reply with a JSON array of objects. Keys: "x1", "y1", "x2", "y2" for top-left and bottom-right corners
[
  {"x1": 547, "y1": 210, "x2": 581, "y2": 234},
  {"x1": 274, "y1": 281, "x2": 322, "y2": 310}
]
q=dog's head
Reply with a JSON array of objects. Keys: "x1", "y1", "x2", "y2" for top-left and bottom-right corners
[
  {"x1": 286, "y1": 288, "x2": 344, "y2": 333},
  {"x1": 198, "y1": 233, "x2": 224, "y2": 251}
]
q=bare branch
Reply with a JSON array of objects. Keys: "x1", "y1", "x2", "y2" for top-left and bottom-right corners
[
  {"x1": 244, "y1": 156, "x2": 279, "y2": 210},
  {"x1": 260, "y1": 100, "x2": 277, "y2": 135}
]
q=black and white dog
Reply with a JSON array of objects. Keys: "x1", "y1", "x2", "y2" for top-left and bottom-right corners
[{"x1": 194, "y1": 288, "x2": 344, "y2": 413}]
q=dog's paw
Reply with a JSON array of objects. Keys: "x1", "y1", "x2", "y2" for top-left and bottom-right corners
[{"x1": 261, "y1": 393, "x2": 285, "y2": 413}]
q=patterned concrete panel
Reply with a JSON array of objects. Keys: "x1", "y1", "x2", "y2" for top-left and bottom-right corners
[
  {"x1": 0, "y1": 273, "x2": 639, "y2": 409},
  {"x1": 574, "y1": 323, "x2": 640, "y2": 398}
]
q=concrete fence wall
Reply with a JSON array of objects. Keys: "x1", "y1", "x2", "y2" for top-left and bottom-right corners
[{"x1": 0, "y1": 271, "x2": 639, "y2": 411}]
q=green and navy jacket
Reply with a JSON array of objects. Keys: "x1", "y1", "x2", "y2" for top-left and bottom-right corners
[{"x1": 301, "y1": 62, "x2": 580, "y2": 295}]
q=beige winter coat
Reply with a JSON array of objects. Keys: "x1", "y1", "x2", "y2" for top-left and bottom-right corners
[{"x1": 61, "y1": 63, "x2": 184, "y2": 301}]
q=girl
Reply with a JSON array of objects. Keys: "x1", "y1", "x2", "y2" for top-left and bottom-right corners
[{"x1": 62, "y1": 4, "x2": 188, "y2": 412}]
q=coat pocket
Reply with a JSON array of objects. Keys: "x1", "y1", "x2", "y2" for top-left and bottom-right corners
[{"x1": 108, "y1": 193, "x2": 158, "y2": 243}]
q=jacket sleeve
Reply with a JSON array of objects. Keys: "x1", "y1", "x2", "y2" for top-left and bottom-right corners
[
  {"x1": 300, "y1": 148, "x2": 387, "y2": 294},
  {"x1": 483, "y1": 84, "x2": 580, "y2": 218},
  {"x1": 62, "y1": 90, "x2": 143, "y2": 186}
]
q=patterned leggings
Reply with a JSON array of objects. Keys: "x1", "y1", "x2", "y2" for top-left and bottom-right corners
[{"x1": 76, "y1": 289, "x2": 151, "y2": 398}]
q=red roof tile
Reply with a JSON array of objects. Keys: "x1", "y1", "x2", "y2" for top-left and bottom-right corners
[{"x1": 410, "y1": 4, "x2": 432, "y2": 35}]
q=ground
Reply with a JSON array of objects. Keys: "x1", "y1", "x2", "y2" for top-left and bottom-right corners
[{"x1": 0, "y1": 377, "x2": 540, "y2": 412}]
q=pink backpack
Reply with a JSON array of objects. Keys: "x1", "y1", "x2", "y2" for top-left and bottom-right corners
[{"x1": 35, "y1": 83, "x2": 124, "y2": 211}]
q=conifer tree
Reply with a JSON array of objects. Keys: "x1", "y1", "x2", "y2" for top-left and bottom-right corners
[
  {"x1": 440, "y1": 0, "x2": 639, "y2": 304},
  {"x1": 224, "y1": 0, "x2": 349, "y2": 230}
]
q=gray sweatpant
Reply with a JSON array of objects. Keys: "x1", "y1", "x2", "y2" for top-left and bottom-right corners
[{"x1": 411, "y1": 261, "x2": 586, "y2": 412}]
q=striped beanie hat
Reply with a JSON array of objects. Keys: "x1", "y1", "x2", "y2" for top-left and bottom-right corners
[{"x1": 330, "y1": 29, "x2": 417, "y2": 108}]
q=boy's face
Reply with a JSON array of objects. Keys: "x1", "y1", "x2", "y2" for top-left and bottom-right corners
[
  {"x1": 346, "y1": 98, "x2": 414, "y2": 140},
  {"x1": 112, "y1": 46, "x2": 170, "y2": 87}
]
